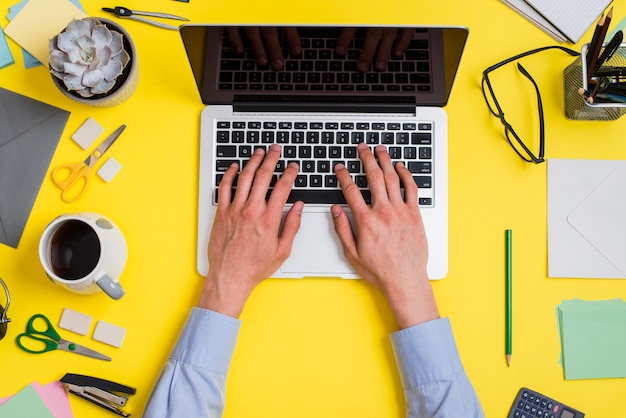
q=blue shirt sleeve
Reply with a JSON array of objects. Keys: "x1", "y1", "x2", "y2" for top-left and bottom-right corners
[
  {"x1": 144, "y1": 310, "x2": 483, "y2": 418},
  {"x1": 389, "y1": 317, "x2": 485, "y2": 418},
  {"x1": 143, "y1": 307, "x2": 241, "y2": 418}
]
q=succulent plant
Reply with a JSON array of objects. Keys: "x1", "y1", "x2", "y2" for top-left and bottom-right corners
[{"x1": 49, "y1": 18, "x2": 130, "y2": 98}]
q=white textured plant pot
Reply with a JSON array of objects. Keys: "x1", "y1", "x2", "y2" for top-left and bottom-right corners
[{"x1": 50, "y1": 18, "x2": 139, "y2": 107}]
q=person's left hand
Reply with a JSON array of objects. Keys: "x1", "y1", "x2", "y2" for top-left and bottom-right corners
[
  {"x1": 198, "y1": 144, "x2": 303, "y2": 318},
  {"x1": 226, "y1": 27, "x2": 302, "y2": 70}
]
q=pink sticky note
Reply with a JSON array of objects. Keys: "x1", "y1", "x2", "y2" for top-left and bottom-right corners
[
  {"x1": 0, "y1": 381, "x2": 73, "y2": 418},
  {"x1": 33, "y1": 381, "x2": 73, "y2": 418}
]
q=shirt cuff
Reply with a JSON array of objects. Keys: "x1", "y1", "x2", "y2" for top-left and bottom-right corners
[
  {"x1": 389, "y1": 317, "x2": 465, "y2": 389},
  {"x1": 170, "y1": 307, "x2": 242, "y2": 374}
]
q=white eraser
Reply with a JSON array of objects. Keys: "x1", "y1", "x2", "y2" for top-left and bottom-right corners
[
  {"x1": 72, "y1": 117, "x2": 104, "y2": 150},
  {"x1": 93, "y1": 320, "x2": 126, "y2": 348},
  {"x1": 97, "y1": 158, "x2": 123, "y2": 183},
  {"x1": 59, "y1": 308, "x2": 92, "y2": 336}
]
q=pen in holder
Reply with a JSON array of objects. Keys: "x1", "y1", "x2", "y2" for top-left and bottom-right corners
[{"x1": 563, "y1": 42, "x2": 626, "y2": 120}]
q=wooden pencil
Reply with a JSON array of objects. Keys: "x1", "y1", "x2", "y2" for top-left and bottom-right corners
[
  {"x1": 586, "y1": 14, "x2": 604, "y2": 70},
  {"x1": 587, "y1": 7, "x2": 613, "y2": 85}
]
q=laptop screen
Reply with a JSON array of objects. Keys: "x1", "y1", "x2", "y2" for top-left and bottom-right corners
[{"x1": 179, "y1": 25, "x2": 468, "y2": 108}]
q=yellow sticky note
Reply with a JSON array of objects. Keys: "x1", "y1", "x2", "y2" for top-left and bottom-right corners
[{"x1": 4, "y1": 0, "x2": 87, "y2": 68}]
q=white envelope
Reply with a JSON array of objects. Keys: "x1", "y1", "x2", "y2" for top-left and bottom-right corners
[{"x1": 548, "y1": 159, "x2": 626, "y2": 278}]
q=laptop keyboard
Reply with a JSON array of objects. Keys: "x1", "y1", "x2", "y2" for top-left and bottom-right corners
[
  {"x1": 218, "y1": 28, "x2": 432, "y2": 93},
  {"x1": 214, "y1": 119, "x2": 435, "y2": 207}
]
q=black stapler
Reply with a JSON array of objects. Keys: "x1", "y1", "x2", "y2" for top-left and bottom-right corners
[{"x1": 60, "y1": 373, "x2": 136, "y2": 417}]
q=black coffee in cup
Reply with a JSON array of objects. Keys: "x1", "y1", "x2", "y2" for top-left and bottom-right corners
[{"x1": 50, "y1": 220, "x2": 101, "y2": 280}]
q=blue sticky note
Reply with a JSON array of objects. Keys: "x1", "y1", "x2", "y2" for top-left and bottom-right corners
[
  {"x1": 0, "y1": 28, "x2": 14, "y2": 69},
  {"x1": 7, "y1": 1, "x2": 27, "y2": 19},
  {"x1": 21, "y1": 49, "x2": 40, "y2": 69},
  {"x1": 70, "y1": 0, "x2": 85, "y2": 11}
]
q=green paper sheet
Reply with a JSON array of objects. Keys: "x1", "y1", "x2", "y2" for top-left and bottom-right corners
[
  {"x1": 557, "y1": 299, "x2": 626, "y2": 380},
  {"x1": 0, "y1": 384, "x2": 55, "y2": 418}
]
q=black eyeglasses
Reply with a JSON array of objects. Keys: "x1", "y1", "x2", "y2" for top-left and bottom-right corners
[
  {"x1": 0, "y1": 277, "x2": 11, "y2": 340},
  {"x1": 482, "y1": 45, "x2": 579, "y2": 164}
]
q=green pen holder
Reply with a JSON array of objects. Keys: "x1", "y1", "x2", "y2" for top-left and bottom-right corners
[{"x1": 563, "y1": 43, "x2": 626, "y2": 120}]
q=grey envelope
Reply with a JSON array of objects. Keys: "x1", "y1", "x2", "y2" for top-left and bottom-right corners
[{"x1": 0, "y1": 87, "x2": 69, "y2": 248}]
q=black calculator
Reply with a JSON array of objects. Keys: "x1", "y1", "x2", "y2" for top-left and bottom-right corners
[{"x1": 508, "y1": 387, "x2": 585, "y2": 418}]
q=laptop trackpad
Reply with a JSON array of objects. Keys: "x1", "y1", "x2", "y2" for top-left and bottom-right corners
[{"x1": 279, "y1": 211, "x2": 355, "y2": 277}]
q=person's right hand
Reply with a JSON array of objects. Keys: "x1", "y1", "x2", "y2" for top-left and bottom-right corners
[
  {"x1": 198, "y1": 145, "x2": 303, "y2": 318},
  {"x1": 227, "y1": 27, "x2": 301, "y2": 70},
  {"x1": 331, "y1": 143, "x2": 440, "y2": 329},
  {"x1": 336, "y1": 28, "x2": 415, "y2": 72}
]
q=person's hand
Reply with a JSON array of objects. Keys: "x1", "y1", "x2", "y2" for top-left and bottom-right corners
[
  {"x1": 331, "y1": 143, "x2": 440, "y2": 329},
  {"x1": 336, "y1": 28, "x2": 414, "y2": 72},
  {"x1": 198, "y1": 145, "x2": 303, "y2": 318},
  {"x1": 227, "y1": 27, "x2": 301, "y2": 70}
]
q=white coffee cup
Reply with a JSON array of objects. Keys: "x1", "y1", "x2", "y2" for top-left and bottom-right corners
[{"x1": 39, "y1": 212, "x2": 127, "y2": 300}]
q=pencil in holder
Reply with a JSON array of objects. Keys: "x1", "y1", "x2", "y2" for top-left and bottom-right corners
[{"x1": 563, "y1": 43, "x2": 626, "y2": 120}]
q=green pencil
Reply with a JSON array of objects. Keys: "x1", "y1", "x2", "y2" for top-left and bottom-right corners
[{"x1": 505, "y1": 229, "x2": 512, "y2": 367}]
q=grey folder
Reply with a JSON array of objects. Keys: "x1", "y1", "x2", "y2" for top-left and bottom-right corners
[{"x1": 0, "y1": 87, "x2": 69, "y2": 248}]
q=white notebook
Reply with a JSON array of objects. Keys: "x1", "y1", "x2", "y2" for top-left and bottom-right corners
[
  {"x1": 502, "y1": 0, "x2": 611, "y2": 43},
  {"x1": 523, "y1": 0, "x2": 611, "y2": 42}
]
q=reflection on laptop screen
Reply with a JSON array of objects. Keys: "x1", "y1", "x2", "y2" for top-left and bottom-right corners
[{"x1": 180, "y1": 26, "x2": 468, "y2": 108}]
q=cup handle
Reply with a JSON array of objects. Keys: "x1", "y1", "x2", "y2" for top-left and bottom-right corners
[{"x1": 96, "y1": 274, "x2": 125, "y2": 300}]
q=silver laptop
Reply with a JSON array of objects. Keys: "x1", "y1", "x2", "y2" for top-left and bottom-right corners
[{"x1": 179, "y1": 25, "x2": 468, "y2": 280}]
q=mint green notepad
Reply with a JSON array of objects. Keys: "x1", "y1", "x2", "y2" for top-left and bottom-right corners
[
  {"x1": 0, "y1": 384, "x2": 55, "y2": 418},
  {"x1": 557, "y1": 299, "x2": 626, "y2": 380}
]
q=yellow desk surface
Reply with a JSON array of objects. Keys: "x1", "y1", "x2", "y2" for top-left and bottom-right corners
[{"x1": 1, "y1": 0, "x2": 626, "y2": 416}]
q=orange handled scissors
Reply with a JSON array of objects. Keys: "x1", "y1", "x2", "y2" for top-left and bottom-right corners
[{"x1": 52, "y1": 125, "x2": 126, "y2": 203}]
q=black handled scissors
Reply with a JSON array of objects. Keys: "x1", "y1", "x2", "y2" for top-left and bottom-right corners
[
  {"x1": 16, "y1": 314, "x2": 111, "y2": 361},
  {"x1": 102, "y1": 6, "x2": 189, "y2": 30}
]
